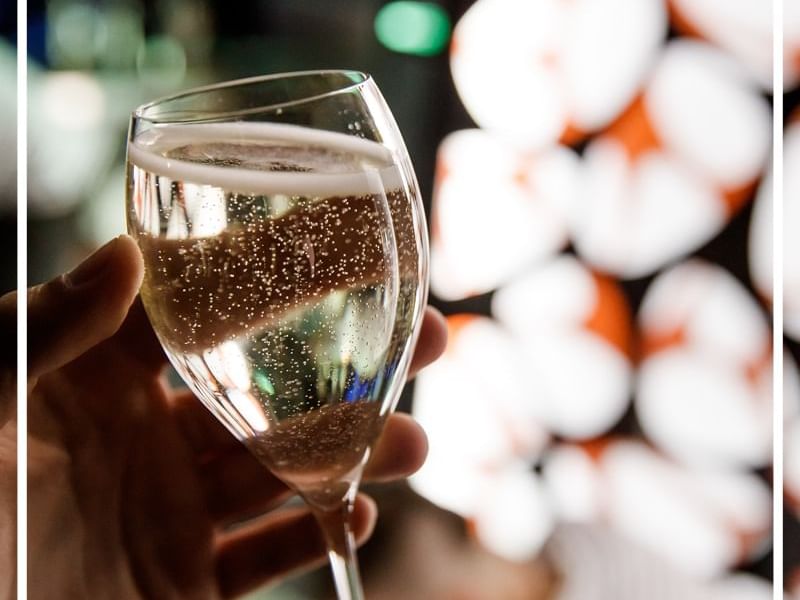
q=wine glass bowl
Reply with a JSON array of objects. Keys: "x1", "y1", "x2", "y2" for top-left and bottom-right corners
[{"x1": 125, "y1": 71, "x2": 428, "y2": 599}]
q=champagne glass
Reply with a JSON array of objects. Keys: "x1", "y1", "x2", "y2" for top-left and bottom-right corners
[{"x1": 125, "y1": 71, "x2": 428, "y2": 599}]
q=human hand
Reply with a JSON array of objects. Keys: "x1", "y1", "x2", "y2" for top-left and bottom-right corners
[{"x1": 27, "y1": 235, "x2": 446, "y2": 599}]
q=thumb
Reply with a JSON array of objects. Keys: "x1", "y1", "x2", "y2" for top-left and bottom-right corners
[{"x1": 28, "y1": 235, "x2": 144, "y2": 381}]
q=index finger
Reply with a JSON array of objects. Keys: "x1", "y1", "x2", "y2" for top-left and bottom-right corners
[{"x1": 408, "y1": 306, "x2": 448, "y2": 379}]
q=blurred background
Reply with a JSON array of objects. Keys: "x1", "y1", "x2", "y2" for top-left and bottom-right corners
[
  {"x1": 24, "y1": 0, "x2": 795, "y2": 598},
  {"x1": 0, "y1": 0, "x2": 16, "y2": 296}
]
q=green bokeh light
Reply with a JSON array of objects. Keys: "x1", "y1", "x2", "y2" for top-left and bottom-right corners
[
  {"x1": 95, "y1": 5, "x2": 144, "y2": 69},
  {"x1": 136, "y1": 34, "x2": 186, "y2": 89},
  {"x1": 50, "y1": 3, "x2": 97, "y2": 68},
  {"x1": 374, "y1": 1, "x2": 451, "y2": 57}
]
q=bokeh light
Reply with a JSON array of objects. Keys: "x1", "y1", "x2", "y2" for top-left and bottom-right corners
[
  {"x1": 785, "y1": 0, "x2": 800, "y2": 89},
  {"x1": 572, "y1": 40, "x2": 770, "y2": 279},
  {"x1": 450, "y1": 0, "x2": 666, "y2": 150},
  {"x1": 136, "y1": 34, "x2": 187, "y2": 89},
  {"x1": 0, "y1": 40, "x2": 16, "y2": 211},
  {"x1": 669, "y1": 0, "x2": 773, "y2": 90},
  {"x1": 784, "y1": 119, "x2": 800, "y2": 341},
  {"x1": 636, "y1": 260, "x2": 772, "y2": 469},
  {"x1": 374, "y1": 1, "x2": 451, "y2": 57},
  {"x1": 94, "y1": 2, "x2": 144, "y2": 70},
  {"x1": 48, "y1": 1, "x2": 97, "y2": 68},
  {"x1": 431, "y1": 130, "x2": 577, "y2": 299},
  {"x1": 491, "y1": 257, "x2": 633, "y2": 439},
  {"x1": 416, "y1": 0, "x2": 778, "y2": 594},
  {"x1": 28, "y1": 68, "x2": 116, "y2": 217}
]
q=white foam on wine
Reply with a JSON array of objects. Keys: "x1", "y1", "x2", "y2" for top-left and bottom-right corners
[{"x1": 127, "y1": 122, "x2": 404, "y2": 197}]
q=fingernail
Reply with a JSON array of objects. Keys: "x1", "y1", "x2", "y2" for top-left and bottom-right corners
[{"x1": 66, "y1": 237, "x2": 121, "y2": 286}]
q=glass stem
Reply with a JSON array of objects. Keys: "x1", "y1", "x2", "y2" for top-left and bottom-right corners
[{"x1": 312, "y1": 495, "x2": 365, "y2": 600}]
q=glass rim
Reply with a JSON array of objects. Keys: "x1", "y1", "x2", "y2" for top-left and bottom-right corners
[{"x1": 132, "y1": 69, "x2": 373, "y2": 125}]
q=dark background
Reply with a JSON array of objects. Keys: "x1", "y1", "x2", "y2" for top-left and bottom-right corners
[{"x1": 0, "y1": 0, "x2": 16, "y2": 296}]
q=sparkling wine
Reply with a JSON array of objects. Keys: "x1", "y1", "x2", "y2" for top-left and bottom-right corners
[
  {"x1": 126, "y1": 123, "x2": 423, "y2": 506},
  {"x1": 247, "y1": 401, "x2": 384, "y2": 511}
]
